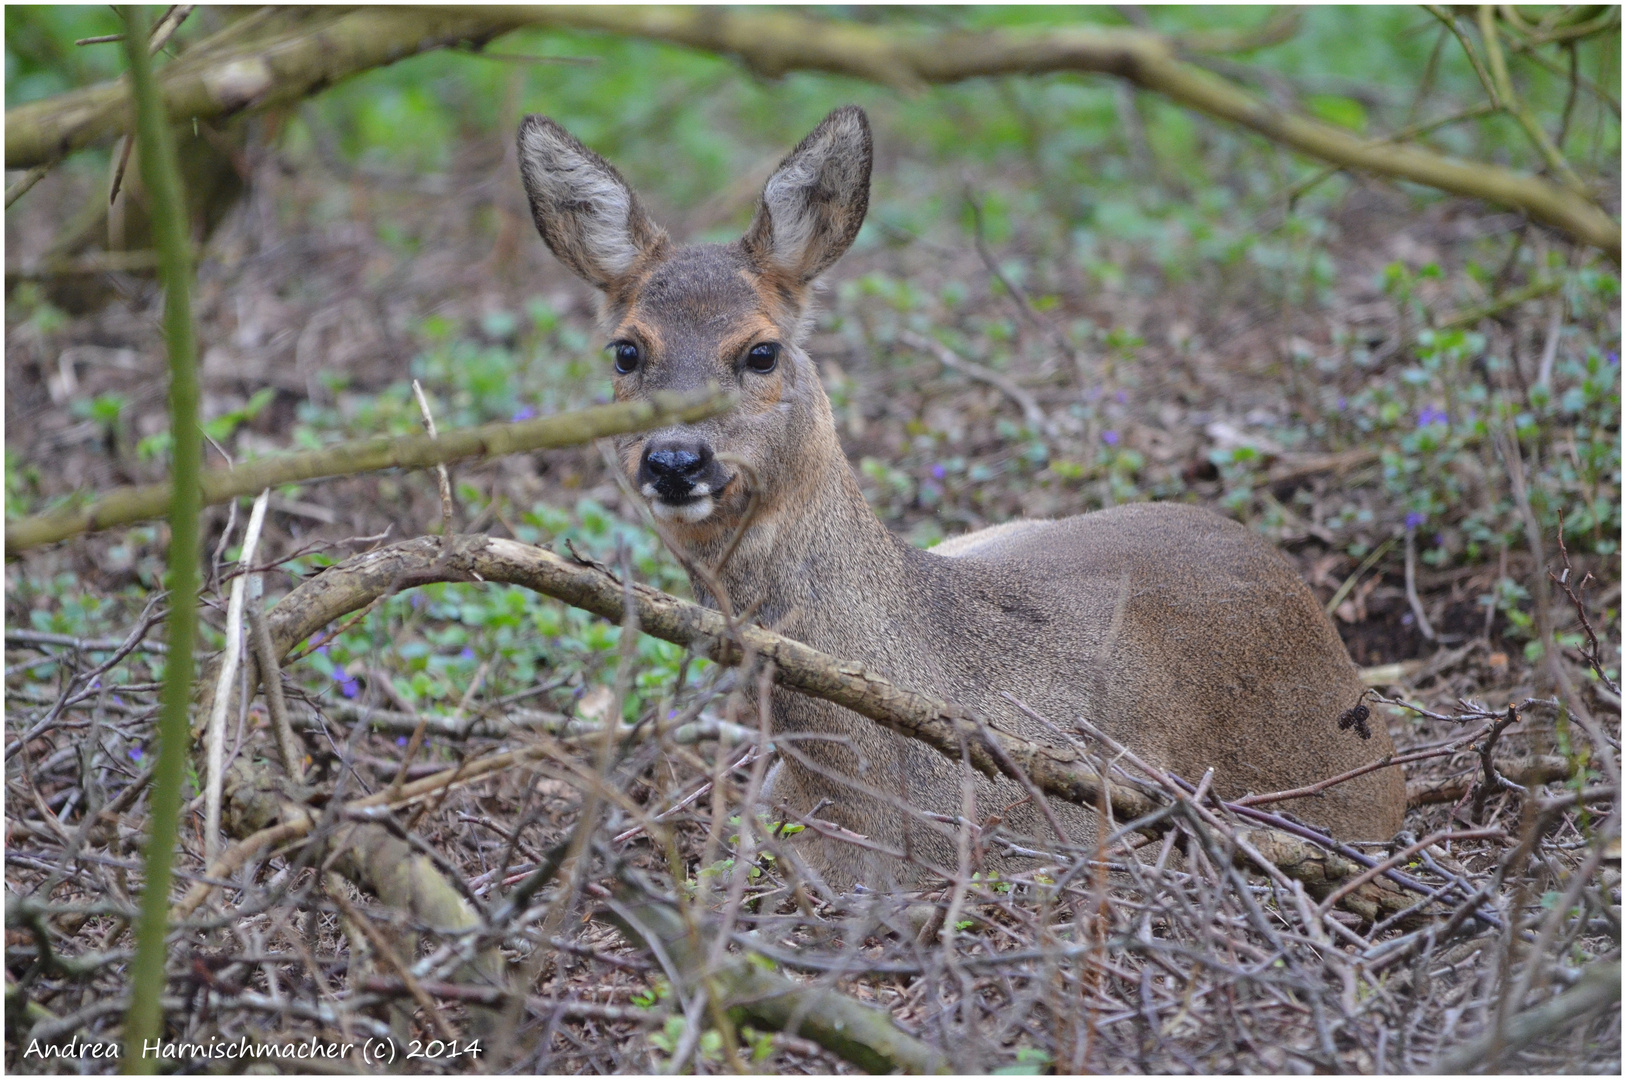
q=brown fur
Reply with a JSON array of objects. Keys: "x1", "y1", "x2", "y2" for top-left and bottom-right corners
[{"x1": 516, "y1": 107, "x2": 1407, "y2": 892}]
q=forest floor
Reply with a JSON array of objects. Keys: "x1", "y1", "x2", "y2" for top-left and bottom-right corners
[{"x1": 5, "y1": 117, "x2": 1620, "y2": 1073}]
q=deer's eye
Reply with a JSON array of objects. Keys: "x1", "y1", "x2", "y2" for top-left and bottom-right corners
[
  {"x1": 610, "y1": 342, "x2": 640, "y2": 375},
  {"x1": 745, "y1": 342, "x2": 780, "y2": 374}
]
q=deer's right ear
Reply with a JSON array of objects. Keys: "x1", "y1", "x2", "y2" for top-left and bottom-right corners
[{"x1": 516, "y1": 115, "x2": 668, "y2": 291}]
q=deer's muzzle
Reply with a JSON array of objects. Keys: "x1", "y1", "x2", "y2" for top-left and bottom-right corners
[{"x1": 638, "y1": 439, "x2": 731, "y2": 523}]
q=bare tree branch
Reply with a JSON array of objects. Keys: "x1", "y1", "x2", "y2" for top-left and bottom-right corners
[
  {"x1": 5, "y1": 386, "x2": 731, "y2": 553},
  {"x1": 209, "y1": 533, "x2": 1429, "y2": 922},
  {"x1": 6, "y1": 7, "x2": 1616, "y2": 258},
  {"x1": 4, "y1": 7, "x2": 536, "y2": 168}
]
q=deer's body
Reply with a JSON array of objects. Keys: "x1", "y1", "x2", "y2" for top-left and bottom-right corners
[{"x1": 518, "y1": 107, "x2": 1406, "y2": 890}]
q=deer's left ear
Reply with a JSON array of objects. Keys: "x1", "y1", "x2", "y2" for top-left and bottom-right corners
[{"x1": 741, "y1": 106, "x2": 872, "y2": 284}]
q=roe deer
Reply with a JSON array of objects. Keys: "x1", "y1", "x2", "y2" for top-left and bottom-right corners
[{"x1": 517, "y1": 106, "x2": 1407, "y2": 891}]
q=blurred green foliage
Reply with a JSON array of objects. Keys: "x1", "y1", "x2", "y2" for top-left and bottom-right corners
[
  {"x1": 5, "y1": 6, "x2": 1619, "y2": 681},
  {"x1": 280, "y1": 495, "x2": 705, "y2": 735},
  {"x1": 9, "y1": 7, "x2": 1618, "y2": 221}
]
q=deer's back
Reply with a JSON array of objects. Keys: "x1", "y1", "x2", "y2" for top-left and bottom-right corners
[{"x1": 916, "y1": 501, "x2": 1405, "y2": 843}]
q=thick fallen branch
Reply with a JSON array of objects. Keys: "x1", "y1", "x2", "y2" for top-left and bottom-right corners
[
  {"x1": 1433, "y1": 959, "x2": 1621, "y2": 1073},
  {"x1": 220, "y1": 533, "x2": 1429, "y2": 921},
  {"x1": 5, "y1": 387, "x2": 730, "y2": 553},
  {"x1": 7, "y1": 8, "x2": 1615, "y2": 258},
  {"x1": 1406, "y1": 755, "x2": 1575, "y2": 806},
  {"x1": 182, "y1": 759, "x2": 508, "y2": 1037},
  {"x1": 603, "y1": 876, "x2": 947, "y2": 1074}
]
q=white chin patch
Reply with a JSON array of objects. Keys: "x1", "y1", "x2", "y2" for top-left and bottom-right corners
[{"x1": 650, "y1": 496, "x2": 715, "y2": 524}]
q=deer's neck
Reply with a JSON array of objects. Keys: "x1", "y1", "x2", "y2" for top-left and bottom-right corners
[{"x1": 690, "y1": 456, "x2": 915, "y2": 649}]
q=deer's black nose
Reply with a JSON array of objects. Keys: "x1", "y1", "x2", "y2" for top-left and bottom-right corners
[{"x1": 640, "y1": 441, "x2": 714, "y2": 501}]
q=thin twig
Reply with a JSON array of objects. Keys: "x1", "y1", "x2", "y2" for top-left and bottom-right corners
[
  {"x1": 1283, "y1": 102, "x2": 1497, "y2": 207},
  {"x1": 1501, "y1": 24, "x2": 1619, "y2": 115},
  {"x1": 1325, "y1": 537, "x2": 1395, "y2": 616},
  {"x1": 1533, "y1": 294, "x2": 1564, "y2": 391},
  {"x1": 1423, "y1": 5, "x2": 1501, "y2": 108},
  {"x1": 1549, "y1": 520, "x2": 1620, "y2": 695},
  {"x1": 709, "y1": 453, "x2": 765, "y2": 577},
  {"x1": 1471, "y1": 705, "x2": 1525, "y2": 822},
  {"x1": 245, "y1": 548, "x2": 303, "y2": 782},
  {"x1": 898, "y1": 329, "x2": 1054, "y2": 438},
  {"x1": 4, "y1": 597, "x2": 169, "y2": 760},
  {"x1": 1436, "y1": 276, "x2": 1562, "y2": 330},
  {"x1": 5, "y1": 629, "x2": 169, "y2": 654},
  {"x1": 1475, "y1": 3, "x2": 1587, "y2": 193},
  {"x1": 1404, "y1": 522, "x2": 1438, "y2": 641},
  {"x1": 412, "y1": 379, "x2": 455, "y2": 537},
  {"x1": 1316, "y1": 828, "x2": 1504, "y2": 915},
  {"x1": 4, "y1": 159, "x2": 58, "y2": 209},
  {"x1": 1236, "y1": 728, "x2": 1497, "y2": 809},
  {"x1": 1494, "y1": 423, "x2": 1561, "y2": 695},
  {"x1": 964, "y1": 186, "x2": 1075, "y2": 364},
  {"x1": 107, "y1": 7, "x2": 195, "y2": 207},
  {"x1": 283, "y1": 595, "x2": 388, "y2": 666}
]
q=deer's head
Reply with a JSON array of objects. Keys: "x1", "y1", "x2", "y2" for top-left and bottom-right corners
[{"x1": 517, "y1": 107, "x2": 872, "y2": 551}]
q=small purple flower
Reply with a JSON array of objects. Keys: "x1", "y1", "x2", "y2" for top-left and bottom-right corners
[
  {"x1": 129, "y1": 746, "x2": 144, "y2": 762},
  {"x1": 460, "y1": 646, "x2": 476, "y2": 662},
  {"x1": 91, "y1": 678, "x2": 101, "y2": 690},
  {"x1": 334, "y1": 665, "x2": 361, "y2": 699},
  {"x1": 512, "y1": 406, "x2": 537, "y2": 422},
  {"x1": 1416, "y1": 407, "x2": 1448, "y2": 427},
  {"x1": 1607, "y1": 350, "x2": 1619, "y2": 366},
  {"x1": 396, "y1": 735, "x2": 409, "y2": 747},
  {"x1": 1102, "y1": 430, "x2": 1120, "y2": 446},
  {"x1": 931, "y1": 463, "x2": 946, "y2": 480},
  {"x1": 1114, "y1": 390, "x2": 1128, "y2": 404},
  {"x1": 1337, "y1": 397, "x2": 1348, "y2": 411},
  {"x1": 1405, "y1": 511, "x2": 1426, "y2": 529},
  {"x1": 315, "y1": 644, "x2": 330, "y2": 657},
  {"x1": 411, "y1": 594, "x2": 423, "y2": 609},
  {"x1": 112, "y1": 695, "x2": 124, "y2": 706},
  {"x1": 1434, "y1": 532, "x2": 1445, "y2": 546}
]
